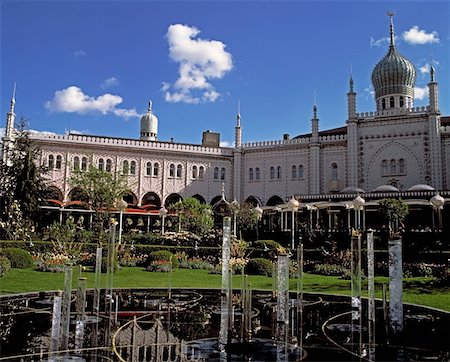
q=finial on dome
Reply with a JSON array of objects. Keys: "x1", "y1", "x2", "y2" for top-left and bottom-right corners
[
  {"x1": 148, "y1": 100, "x2": 152, "y2": 112},
  {"x1": 237, "y1": 100, "x2": 241, "y2": 126},
  {"x1": 387, "y1": 10, "x2": 396, "y2": 48}
]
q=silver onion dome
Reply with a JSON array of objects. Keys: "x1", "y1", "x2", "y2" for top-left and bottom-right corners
[
  {"x1": 371, "y1": 15, "x2": 416, "y2": 100},
  {"x1": 140, "y1": 100, "x2": 158, "y2": 141}
]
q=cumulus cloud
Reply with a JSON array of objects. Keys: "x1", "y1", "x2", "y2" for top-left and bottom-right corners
[
  {"x1": 100, "y1": 76, "x2": 120, "y2": 89},
  {"x1": 419, "y1": 63, "x2": 430, "y2": 74},
  {"x1": 44, "y1": 86, "x2": 140, "y2": 119},
  {"x1": 403, "y1": 26, "x2": 439, "y2": 45},
  {"x1": 414, "y1": 86, "x2": 429, "y2": 100},
  {"x1": 163, "y1": 24, "x2": 233, "y2": 104},
  {"x1": 370, "y1": 36, "x2": 392, "y2": 47},
  {"x1": 220, "y1": 140, "x2": 234, "y2": 148},
  {"x1": 74, "y1": 50, "x2": 86, "y2": 57}
]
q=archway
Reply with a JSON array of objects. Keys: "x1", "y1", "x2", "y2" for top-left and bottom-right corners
[
  {"x1": 67, "y1": 187, "x2": 89, "y2": 203},
  {"x1": 164, "y1": 193, "x2": 183, "y2": 208},
  {"x1": 141, "y1": 192, "x2": 161, "y2": 210},
  {"x1": 266, "y1": 195, "x2": 284, "y2": 206},
  {"x1": 192, "y1": 194, "x2": 206, "y2": 204},
  {"x1": 122, "y1": 191, "x2": 138, "y2": 206},
  {"x1": 244, "y1": 195, "x2": 261, "y2": 207}
]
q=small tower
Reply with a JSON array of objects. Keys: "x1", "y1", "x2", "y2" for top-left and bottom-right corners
[
  {"x1": 428, "y1": 65, "x2": 439, "y2": 113},
  {"x1": 347, "y1": 74, "x2": 357, "y2": 119},
  {"x1": 235, "y1": 101, "x2": 242, "y2": 149},
  {"x1": 2, "y1": 84, "x2": 17, "y2": 165},
  {"x1": 140, "y1": 100, "x2": 158, "y2": 141},
  {"x1": 311, "y1": 101, "x2": 319, "y2": 143}
]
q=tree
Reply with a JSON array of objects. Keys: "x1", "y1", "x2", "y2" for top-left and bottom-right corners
[
  {"x1": 377, "y1": 198, "x2": 409, "y2": 239},
  {"x1": 235, "y1": 202, "x2": 259, "y2": 238},
  {"x1": 0, "y1": 119, "x2": 48, "y2": 237},
  {"x1": 69, "y1": 164, "x2": 129, "y2": 243},
  {"x1": 171, "y1": 197, "x2": 213, "y2": 236}
]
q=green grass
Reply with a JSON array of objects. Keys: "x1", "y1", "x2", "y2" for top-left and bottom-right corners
[{"x1": 1, "y1": 267, "x2": 449, "y2": 311}]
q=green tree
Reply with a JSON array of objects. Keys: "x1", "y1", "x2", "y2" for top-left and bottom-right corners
[
  {"x1": 377, "y1": 198, "x2": 409, "y2": 239},
  {"x1": 69, "y1": 164, "x2": 129, "y2": 243},
  {"x1": 171, "y1": 197, "x2": 213, "y2": 236},
  {"x1": 235, "y1": 202, "x2": 259, "y2": 237},
  {"x1": 0, "y1": 119, "x2": 48, "y2": 237}
]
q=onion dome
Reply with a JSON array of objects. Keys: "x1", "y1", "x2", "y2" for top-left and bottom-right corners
[
  {"x1": 140, "y1": 100, "x2": 158, "y2": 141},
  {"x1": 371, "y1": 14, "x2": 416, "y2": 101}
]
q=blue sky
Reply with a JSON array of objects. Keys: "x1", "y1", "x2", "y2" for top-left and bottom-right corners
[{"x1": 1, "y1": 0, "x2": 449, "y2": 146}]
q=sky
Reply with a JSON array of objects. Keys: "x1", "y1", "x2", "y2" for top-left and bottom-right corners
[{"x1": 1, "y1": 0, "x2": 449, "y2": 146}]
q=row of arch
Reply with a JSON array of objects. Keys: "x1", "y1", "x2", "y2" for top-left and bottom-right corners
[{"x1": 249, "y1": 164, "x2": 338, "y2": 181}]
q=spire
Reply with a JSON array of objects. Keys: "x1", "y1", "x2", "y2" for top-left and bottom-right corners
[
  {"x1": 236, "y1": 100, "x2": 241, "y2": 127},
  {"x1": 388, "y1": 11, "x2": 396, "y2": 48},
  {"x1": 430, "y1": 64, "x2": 436, "y2": 82},
  {"x1": 349, "y1": 64, "x2": 354, "y2": 92},
  {"x1": 148, "y1": 100, "x2": 152, "y2": 113},
  {"x1": 313, "y1": 91, "x2": 317, "y2": 119},
  {"x1": 10, "y1": 83, "x2": 16, "y2": 112}
]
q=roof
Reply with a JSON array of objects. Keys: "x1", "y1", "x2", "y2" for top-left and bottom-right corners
[{"x1": 293, "y1": 126, "x2": 347, "y2": 139}]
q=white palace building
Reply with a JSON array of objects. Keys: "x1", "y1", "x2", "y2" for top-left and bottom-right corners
[{"x1": 2, "y1": 17, "x2": 450, "y2": 233}]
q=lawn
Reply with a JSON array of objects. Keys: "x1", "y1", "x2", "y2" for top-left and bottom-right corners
[{"x1": 1, "y1": 267, "x2": 449, "y2": 312}]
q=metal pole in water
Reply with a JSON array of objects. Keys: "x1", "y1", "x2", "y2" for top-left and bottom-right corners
[
  {"x1": 219, "y1": 217, "x2": 232, "y2": 353},
  {"x1": 367, "y1": 230, "x2": 376, "y2": 361},
  {"x1": 276, "y1": 253, "x2": 289, "y2": 362},
  {"x1": 105, "y1": 220, "x2": 117, "y2": 347},
  {"x1": 297, "y1": 244, "x2": 304, "y2": 355},
  {"x1": 75, "y1": 277, "x2": 87, "y2": 355},
  {"x1": 60, "y1": 265, "x2": 73, "y2": 353},
  {"x1": 351, "y1": 232, "x2": 362, "y2": 356},
  {"x1": 389, "y1": 238, "x2": 403, "y2": 337},
  {"x1": 49, "y1": 293, "x2": 63, "y2": 358}
]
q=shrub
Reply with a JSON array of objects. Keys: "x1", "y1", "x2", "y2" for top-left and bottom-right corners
[
  {"x1": 313, "y1": 263, "x2": 345, "y2": 276},
  {"x1": 245, "y1": 258, "x2": 273, "y2": 276},
  {"x1": 101, "y1": 256, "x2": 118, "y2": 273},
  {"x1": 146, "y1": 250, "x2": 178, "y2": 268},
  {"x1": 1, "y1": 248, "x2": 34, "y2": 269},
  {"x1": 179, "y1": 259, "x2": 213, "y2": 270},
  {"x1": 252, "y1": 240, "x2": 285, "y2": 259},
  {"x1": 146, "y1": 260, "x2": 173, "y2": 272},
  {"x1": 0, "y1": 256, "x2": 11, "y2": 277}
]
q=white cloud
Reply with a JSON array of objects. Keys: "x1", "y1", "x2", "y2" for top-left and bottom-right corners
[
  {"x1": 414, "y1": 86, "x2": 429, "y2": 100},
  {"x1": 74, "y1": 50, "x2": 86, "y2": 57},
  {"x1": 220, "y1": 140, "x2": 234, "y2": 148},
  {"x1": 44, "y1": 86, "x2": 140, "y2": 119},
  {"x1": 419, "y1": 63, "x2": 430, "y2": 74},
  {"x1": 403, "y1": 26, "x2": 439, "y2": 45},
  {"x1": 163, "y1": 24, "x2": 233, "y2": 104},
  {"x1": 100, "y1": 76, "x2": 120, "y2": 89}
]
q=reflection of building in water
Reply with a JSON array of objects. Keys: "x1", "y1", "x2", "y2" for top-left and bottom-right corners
[{"x1": 114, "y1": 318, "x2": 181, "y2": 362}]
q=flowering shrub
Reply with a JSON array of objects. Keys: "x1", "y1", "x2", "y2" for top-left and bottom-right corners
[
  {"x1": 146, "y1": 260, "x2": 172, "y2": 272},
  {"x1": 34, "y1": 253, "x2": 69, "y2": 273},
  {"x1": 313, "y1": 263, "x2": 345, "y2": 276}
]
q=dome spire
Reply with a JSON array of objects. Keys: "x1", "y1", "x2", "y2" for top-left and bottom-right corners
[
  {"x1": 388, "y1": 11, "x2": 396, "y2": 48},
  {"x1": 148, "y1": 100, "x2": 153, "y2": 113}
]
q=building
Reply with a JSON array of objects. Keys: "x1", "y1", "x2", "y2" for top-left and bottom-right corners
[{"x1": 2, "y1": 16, "x2": 449, "y2": 233}]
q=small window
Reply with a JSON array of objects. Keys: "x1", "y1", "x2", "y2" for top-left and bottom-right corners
[
  {"x1": 277, "y1": 166, "x2": 282, "y2": 179},
  {"x1": 56, "y1": 155, "x2": 62, "y2": 170},
  {"x1": 298, "y1": 165, "x2": 304, "y2": 179},
  {"x1": 399, "y1": 96, "x2": 404, "y2": 108},
  {"x1": 390, "y1": 96, "x2": 394, "y2": 108},
  {"x1": 169, "y1": 164, "x2": 175, "y2": 178},
  {"x1": 382, "y1": 98, "x2": 386, "y2": 110},
  {"x1": 146, "y1": 162, "x2": 152, "y2": 176},
  {"x1": 176, "y1": 164, "x2": 182, "y2": 178},
  {"x1": 81, "y1": 157, "x2": 87, "y2": 171},
  {"x1": 73, "y1": 156, "x2": 80, "y2": 171},
  {"x1": 198, "y1": 166, "x2": 204, "y2": 179},
  {"x1": 270, "y1": 166, "x2": 275, "y2": 180},
  {"x1": 390, "y1": 159, "x2": 396, "y2": 174},
  {"x1": 249, "y1": 168, "x2": 254, "y2": 181},
  {"x1": 220, "y1": 167, "x2": 226, "y2": 181},
  {"x1": 213, "y1": 167, "x2": 219, "y2": 180},
  {"x1": 48, "y1": 154, "x2": 54, "y2": 169},
  {"x1": 291, "y1": 165, "x2": 297, "y2": 179},
  {"x1": 98, "y1": 158, "x2": 104, "y2": 171},
  {"x1": 123, "y1": 160, "x2": 129, "y2": 174},
  {"x1": 153, "y1": 162, "x2": 159, "y2": 177},
  {"x1": 381, "y1": 160, "x2": 388, "y2": 175},
  {"x1": 399, "y1": 158, "x2": 405, "y2": 174},
  {"x1": 331, "y1": 163, "x2": 338, "y2": 180},
  {"x1": 255, "y1": 167, "x2": 260, "y2": 181},
  {"x1": 106, "y1": 159, "x2": 112, "y2": 172},
  {"x1": 192, "y1": 165, "x2": 198, "y2": 179},
  {"x1": 130, "y1": 161, "x2": 136, "y2": 175}
]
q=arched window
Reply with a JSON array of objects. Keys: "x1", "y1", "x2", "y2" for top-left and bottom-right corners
[
  {"x1": 390, "y1": 96, "x2": 395, "y2": 108},
  {"x1": 198, "y1": 166, "x2": 204, "y2": 179},
  {"x1": 277, "y1": 166, "x2": 282, "y2": 179},
  {"x1": 382, "y1": 98, "x2": 386, "y2": 110},
  {"x1": 192, "y1": 165, "x2": 197, "y2": 179},
  {"x1": 249, "y1": 168, "x2": 254, "y2": 181},
  {"x1": 56, "y1": 155, "x2": 62, "y2": 170},
  {"x1": 220, "y1": 167, "x2": 226, "y2": 180},
  {"x1": 381, "y1": 160, "x2": 388, "y2": 175},
  {"x1": 213, "y1": 167, "x2": 219, "y2": 180},
  {"x1": 130, "y1": 161, "x2": 136, "y2": 175},
  {"x1": 399, "y1": 96, "x2": 404, "y2": 108},
  {"x1": 73, "y1": 156, "x2": 80, "y2": 171},
  {"x1": 169, "y1": 163, "x2": 175, "y2": 178},
  {"x1": 291, "y1": 165, "x2": 297, "y2": 179},
  {"x1": 81, "y1": 157, "x2": 87, "y2": 171},
  {"x1": 390, "y1": 159, "x2": 396, "y2": 174},
  {"x1": 298, "y1": 165, "x2": 304, "y2": 179},
  {"x1": 153, "y1": 162, "x2": 159, "y2": 177},
  {"x1": 176, "y1": 164, "x2": 182, "y2": 178},
  {"x1": 331, "y1": 163, "x2": 338, "y2": 180},
  {"x1": 98, "y1": 158, "x2": 104, "y2": 171},
  {"x1": 123, "y1": 160, "x2": 129, "y2": 174},
  {"x1": 146, "y1": 162, "x2": 152, "y2": 176},
  {"x1": 399, "y1": 158, "x2": 405, "y2": 174},
  {"x1": 48, "y1": 154, "x2": 54, "y2": 169},
  {"x1": 255, "y1": 167, "x2": 260, "y2": 181},
  {"x1": 106, "y1": 159, "x2": 112, "y2": 172},
  {"x1": 270, "y1": 166, "x2": 275, "y2": 180}
]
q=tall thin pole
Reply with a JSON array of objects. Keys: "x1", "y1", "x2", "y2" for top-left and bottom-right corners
[
  {"x1": 219, "y1": 217, "x2": 232, "y2": 352},
  {"x1": 60, "y1": 265, "x2": 72, "y2": 353},
  {"x1": 367, "y1": 230, "x2": 376, "y2": 361}
]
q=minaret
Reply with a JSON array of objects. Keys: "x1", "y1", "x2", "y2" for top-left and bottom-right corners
[
  {"x1": 346, "y1": 74, "x2": 358, "y2": 187},
  {"x1": 428, "y1": 65, "x2": 439, "y2": 113},
  {"x1": 311, "y1": 100, "x2": 319, "y2": 142},
  {"x1": 347, "y1": 74, "x2": 357, "y2": 119},
  {"x1": 233, "y1": 102, "x2": 243, "y2": 201},
  {"x1": 2, "y1": 84, "x2": 17, "y2": 165},
  {"x1": 309, "y1": 101, "x2": 320, "y2": 194},
  {"x1": 235, "y1": 101, "x2": 242, "y2": 149}
]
